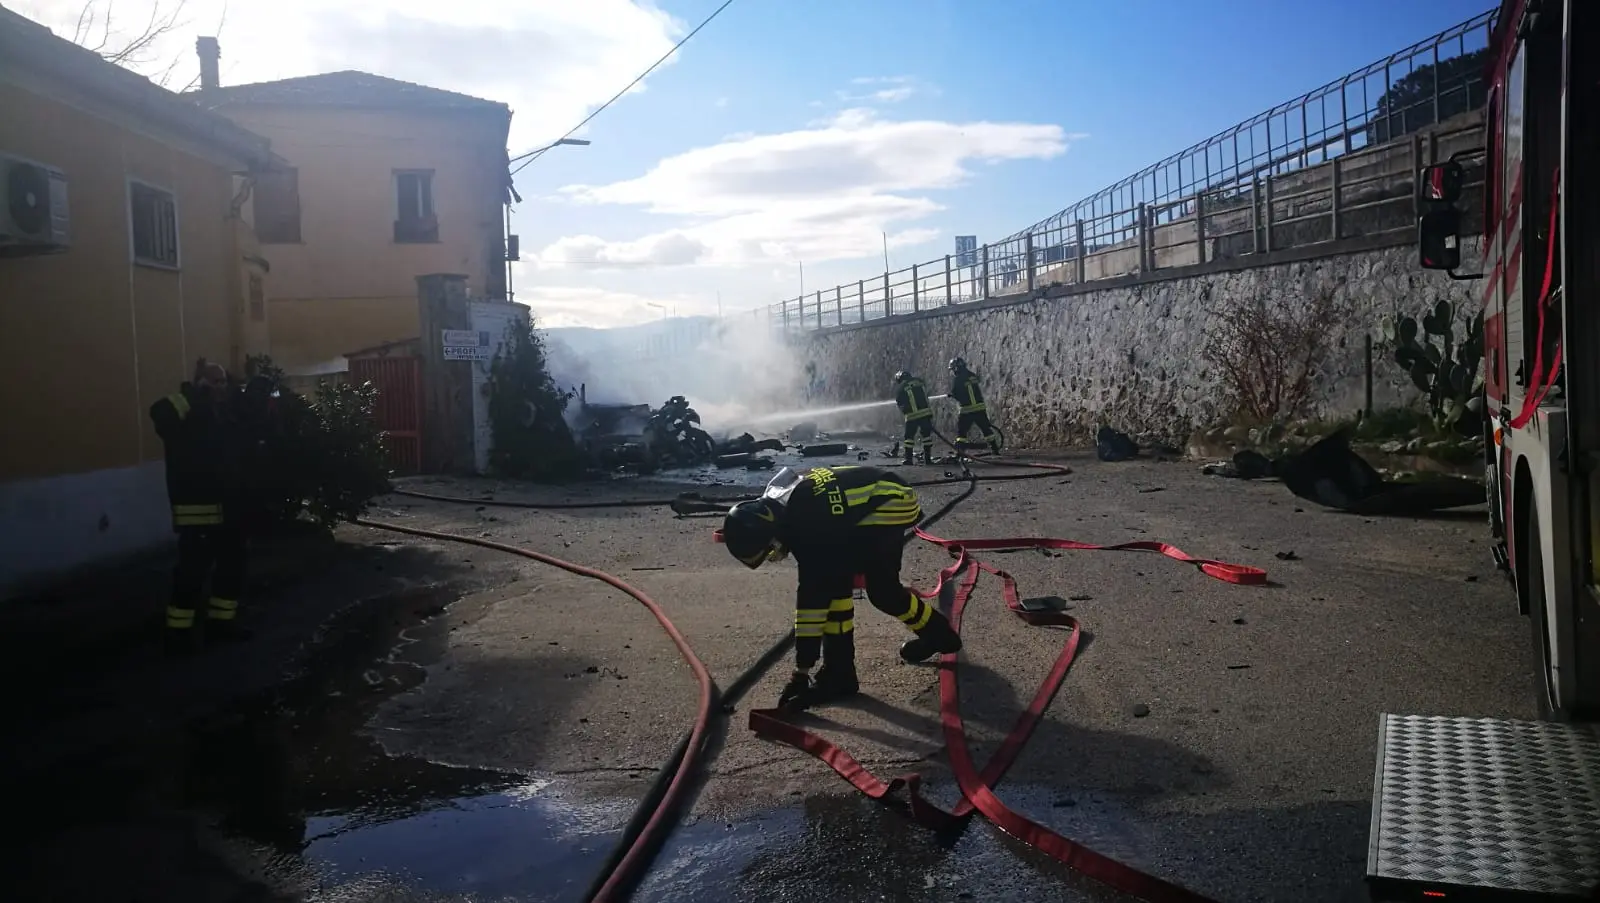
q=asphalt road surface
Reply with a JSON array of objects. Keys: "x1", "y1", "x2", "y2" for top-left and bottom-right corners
[{"x1": 2, "y1": 453, "x2": 1536, "y2": 903}]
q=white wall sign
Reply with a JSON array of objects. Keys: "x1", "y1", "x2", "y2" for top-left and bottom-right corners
[{"x1": 442, "y1": 328, "x2": 490, "y2": 360}]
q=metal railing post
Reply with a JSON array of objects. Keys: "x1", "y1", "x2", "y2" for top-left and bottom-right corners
[
  {"x1": 1251, "y1": 175, "x2": 1262, "y2": 255},
  {"x1": 857, "y1": 279, "x2": 865, "y2": 322},
  {"x1": 1024, "y1": 234, "x2": 1035, "y2": 293},
  {"x1": 782, "y1": 298, "x2": 790, "y2": 331},
  {"x1": 815, "y1": 290, "x2": 822, "y2": 330},
  {"x1": 1330, "y1": 157, "x2": 1342, "y2": 241},
  {"x1": 835, "y1": 286, "x2": 843, "y2": 327},
  {"x1": 1263, "y1": 177, "x2": 1276, "y2": 253},
  {"x1": 944, "y1": 255, "x2": 953, "y2": 305},
  {"x1": 1136, "y1": 202, "x2": 1149, "y2": 274},
  {"x1": 1193, "y1": 192, "x2": 1206, "y2": 265},
  {"x1": 1074, "y1": 220, "x2": 1085, "y2": 283},
  {"x1": 911, "y1": 263, "x2": 920, "y2": 312},
  {"x1": 883, "y1": 272, "x2": 892, "y2": 317},
  {"x1": 979, "y1": 245, "x2": 990, "y2": 301}
]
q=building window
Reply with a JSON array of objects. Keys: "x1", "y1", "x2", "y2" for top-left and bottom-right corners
[
  {"x1": 129, "y1": 181, "x2": 179, "y2": 268},
  {"x1": 394, "y1": 169, "x2": 437, "y2": 243},
  {"x1": 254, "y1": 168, "x2": 301, "y2": 244}
]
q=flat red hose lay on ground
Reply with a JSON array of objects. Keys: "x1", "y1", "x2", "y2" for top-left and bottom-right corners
[
  {"x1": 353, "y1": 518, "x2": 715, "y2": 903},
  {"x1": 748, "y1": 528, "x2": 1266, "y2": 903}
]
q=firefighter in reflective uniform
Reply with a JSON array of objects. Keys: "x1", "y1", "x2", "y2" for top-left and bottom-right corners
[
  {"x1": 149, "y1": 360, "x2": 251, "y2": 653},
  {"x1": 949, "y1": 357, "x2": 1001, "y2": 454},
  {"x1": 892, "y1": 370, "x2": 934, "y2": 466},
  {"x1": 720, "y1": 465, "x2": 964, "y2": 710}
]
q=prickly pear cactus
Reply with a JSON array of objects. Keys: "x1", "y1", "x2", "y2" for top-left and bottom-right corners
[{"x1": 1378, "y1": 299, "x2": 1485, "y2": 436}]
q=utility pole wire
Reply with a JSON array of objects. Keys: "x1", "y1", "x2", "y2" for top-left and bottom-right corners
[{"x1": 509, "y1": 0, "x2": 739, "y2": 178}]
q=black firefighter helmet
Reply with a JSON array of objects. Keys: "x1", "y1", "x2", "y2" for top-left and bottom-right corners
[
  {"x1": 722, "y1": 498, "x2": 784, "y2": 569},
  {"x1": 949, "y1": 357, "x2": 969, "y2": 374}
]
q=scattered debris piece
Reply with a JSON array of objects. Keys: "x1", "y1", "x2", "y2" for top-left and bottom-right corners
[
  {"x1": 1130, "y1": 703, "x2": 1151, "y2": 718},
  {"x1": 1096, "y1": 426, "x2": 1139, "y2": 462},
  {"x1": 1227, "y1": 664, "x2": 1252, "y2": 670},
  {"x1": 1274, "y1": 550, "x2": 1300, "y2": 561},
  {"x1": 1136, "y1": 486, "x2": 1166, "y2": 494}
]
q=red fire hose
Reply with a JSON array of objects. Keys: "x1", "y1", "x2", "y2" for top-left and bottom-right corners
[
  {"x1": 748, "y1": 526, "x2": 1263, "y2": 903},
  {"x1": 363, "y1": 450, "x2": 1265, "y2": 902},
  {"x1": 351, "y1": 518, "x2": 719, "y2": 903}
]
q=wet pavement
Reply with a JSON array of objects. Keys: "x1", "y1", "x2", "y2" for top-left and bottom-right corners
[{"x1": 1, "y1": 452, "x2": 1538, "y2": 903}]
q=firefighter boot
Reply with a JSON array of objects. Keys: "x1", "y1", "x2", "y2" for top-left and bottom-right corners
[
  {"x1": 902, "y1": 444, "x2": 915, "y2": 466},
  {"x1": 809, "y1": 632, "x2": 860, "y2": 705},
  {"x1": 898, "y1": 610, "x2": 963, "y2": 663},
  {"x1": 918, "y1": 446, "x2": 935, "y2": 466}
]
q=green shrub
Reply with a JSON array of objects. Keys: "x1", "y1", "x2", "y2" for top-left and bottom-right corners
[
  {"x1": 245, "y1": 355, "x2": 392, "y2": 530},
  {"x1": 485, "y1": 322, "x2": 583, "y2": 481}
]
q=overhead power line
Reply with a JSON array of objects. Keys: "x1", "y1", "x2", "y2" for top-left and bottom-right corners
[{"x1": 510, "y1": 0, "x2": 739, "y2": 178}]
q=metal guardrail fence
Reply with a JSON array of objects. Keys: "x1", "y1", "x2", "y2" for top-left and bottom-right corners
[{"x1": 764, "y1": 9, "x2": 1497, "y2": 335}]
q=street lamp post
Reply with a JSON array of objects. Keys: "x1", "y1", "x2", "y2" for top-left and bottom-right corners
[{"x1": 505, "y1": 137, "x2": 592, "y2": 301}]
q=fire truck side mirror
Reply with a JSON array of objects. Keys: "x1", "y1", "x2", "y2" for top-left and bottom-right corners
[
  {"x1": 1418, "y1": 161, "x2": 1465, "y2": 204},
  {"x1": 1418, "y1": 208, "x2": 1463, "y2": 271}
]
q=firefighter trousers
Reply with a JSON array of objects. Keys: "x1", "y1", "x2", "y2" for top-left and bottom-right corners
[
  {"x1": 902, "y1": 415, "x2": 933, "y2": 458},
  {"x1": 957, "y1": 410, "x2": 1001, "y2": 450},
  {"x1": 168, "y1": 523, "x2": 248, "y2": 631},
  {"x1": 793, "y1": 526, "x2": 950, "y2": 670}
]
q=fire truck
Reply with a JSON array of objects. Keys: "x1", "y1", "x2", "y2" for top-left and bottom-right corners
[{"x1": 1372, "y1": 0, "x2": 1600, "y2": 898}]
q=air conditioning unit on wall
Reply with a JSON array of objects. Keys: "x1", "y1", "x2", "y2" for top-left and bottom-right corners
[{"x1": 0, "y1": 153, "x2": 70, "y2": 256}]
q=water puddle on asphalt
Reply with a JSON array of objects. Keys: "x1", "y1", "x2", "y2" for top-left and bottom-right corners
[{"x1": 10, "y1": 554, "x2": 1151, "y2": 902}]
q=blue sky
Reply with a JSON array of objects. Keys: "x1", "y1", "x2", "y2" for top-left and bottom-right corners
[
  {"x1": 25, "y1": 0, "x2": 1497, "y2": 327},
  {"x1": 505, "y1": 0, "x2": 1495, "y2": 325}
]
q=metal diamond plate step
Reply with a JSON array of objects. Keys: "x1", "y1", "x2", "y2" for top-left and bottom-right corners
[{"x1": 1367, "y1": 714, "x2": 1600, "y2": 899}]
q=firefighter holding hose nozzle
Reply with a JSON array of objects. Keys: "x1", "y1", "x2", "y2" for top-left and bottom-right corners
[
  {"x1": 949, "y1": 357, "x2": 1002, "y2": 454},
  {"x1": 720, "y1": 465, "x2": 963, "y2": 710},
  {"x1": 892, "y1": 370, "x2": 934, "y2": 466}
]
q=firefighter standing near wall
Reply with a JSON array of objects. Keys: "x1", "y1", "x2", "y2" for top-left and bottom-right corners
[
  {"x1": 892, "y1": 370, "x2": 935, "y2": 466},
  {"x1": 150, "y1": 359, "x2": 260, "y2": 655},
  {"x1": 719, "y1": 464, "x2": 964, "y2": 710},
  {"x1": 949, "y1": 357, "x2": 1002, "y2": 454}
]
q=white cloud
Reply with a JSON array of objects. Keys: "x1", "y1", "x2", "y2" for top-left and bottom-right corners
[
  {"x1": 512, "y1": 282, "x2": 719, "y2": 328},
  {"x1": 9, "y1": 0, "x2": 683, "y2": 152},
  {"x1": 538, "y1": 107, "x2": 1078, "y2": 270},
  {"x1": 837, "y1": 75, "x2": 930, "y2": 104}
]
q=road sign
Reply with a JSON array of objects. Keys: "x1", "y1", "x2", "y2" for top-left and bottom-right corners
[{"x1": 955, "y1": 235, "x2": 978, "y2": 268}]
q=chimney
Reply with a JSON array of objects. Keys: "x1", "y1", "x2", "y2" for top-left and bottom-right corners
[{"x1": 195, "y1": 36, "x2": 220, "y2": 91}]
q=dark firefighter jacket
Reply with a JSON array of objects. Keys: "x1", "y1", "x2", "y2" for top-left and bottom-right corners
[
  {"x1": 893, "y1": 378, "x2": 932, "y2": 421},
  {"x1": 149, "y1": 382, "x2": 278, "y2": 528},
  {"x1": 778, "y1": 466, "x2": 922, "y2": 610},
  {"x1": 950, "y1": 371, "x2": 987, "y2": 414},
  {"x1": 779, "y1": 465, "x2": 922, "y2": 551}
]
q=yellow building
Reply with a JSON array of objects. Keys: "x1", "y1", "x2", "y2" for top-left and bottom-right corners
[
  {"x1": 197, "y1": 52, "x2": 516, "y2": 376},
  {"x1": 0, "y1": 7, "x2": 278, "y2": 597}
]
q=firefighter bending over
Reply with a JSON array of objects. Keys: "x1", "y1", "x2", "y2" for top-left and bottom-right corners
[
  {"x1": 150, "y1": 359, "x2": 257, "y2": 655},
  {"x1": 949, "y1": 357, "x2": 1001, "y2": 454},
  {"x1": 721, "y1": 465, "x2": 963, "y2": 710},
  {"x1": 892, "y1": 370, "x2": 934, "y2": 466}
]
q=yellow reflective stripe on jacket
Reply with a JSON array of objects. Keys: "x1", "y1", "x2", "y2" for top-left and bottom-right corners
[
  {"x1": 166, "y1": 392, "x2": 191, "y2": 419},
  {"x1": 899, "y1": 379, "x2": 929, "y2": 418},
  {"x1": 904, "y1": 409, "x2": 932, "y2": 422},
  {"x1": 958, "y1": 380, "x2": 986, "y2": 414},
  {"x1": 851, "y1": 480, "x2": 922, "y2": 526},
  {"x1": 166, "y1": 606, "x2": 196, "y2": 629}
]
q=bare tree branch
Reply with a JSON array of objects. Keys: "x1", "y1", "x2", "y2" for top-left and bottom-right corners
[{"x1": 71, "y1": 0, "x2": 193, "y2": 84}]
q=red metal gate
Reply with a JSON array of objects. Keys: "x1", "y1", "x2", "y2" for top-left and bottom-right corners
[{"x1": 349, "y1": 357, "x2": 424, "y2": 475}]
